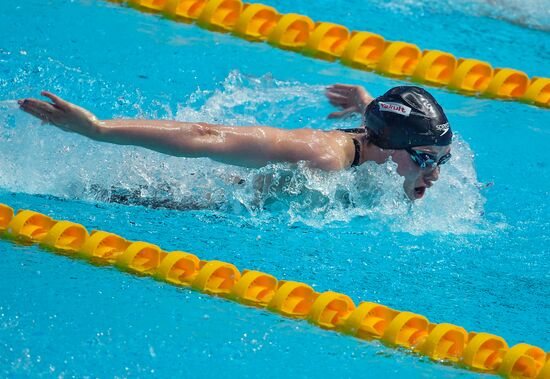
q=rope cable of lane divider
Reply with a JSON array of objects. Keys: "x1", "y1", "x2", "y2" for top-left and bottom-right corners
[
  {"x1": 1, "y1": 203, "x2": 549, "y2": 378},
  {"x1": 107, "y1": 0, "x2": 549, "y2": 109}
]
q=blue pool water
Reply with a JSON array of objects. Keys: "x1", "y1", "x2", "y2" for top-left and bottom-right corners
[{"x1": 1, "y1": 0, "x2": 549, "y2": 377}]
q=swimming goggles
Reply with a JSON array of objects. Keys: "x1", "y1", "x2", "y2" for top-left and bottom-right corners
[{"x1": 406, "y1": 148, "x2": 451, "y2": 169}]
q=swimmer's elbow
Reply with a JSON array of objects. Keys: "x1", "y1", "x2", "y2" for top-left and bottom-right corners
[{"x1": 171, "y1": 122, "x2": 224, "y2": 157}]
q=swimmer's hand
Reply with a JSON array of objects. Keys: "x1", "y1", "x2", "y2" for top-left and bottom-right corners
[
  {"x1": 325, "y1": 84, "x2": 373, "y2": 118},
  {"x1": 18, "y1": 91, "x2": 101, "y2": 138}
]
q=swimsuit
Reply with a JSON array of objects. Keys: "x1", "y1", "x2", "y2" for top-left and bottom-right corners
[{"x1": 337, "y1": 128, "x2": 367, "y2": 167}]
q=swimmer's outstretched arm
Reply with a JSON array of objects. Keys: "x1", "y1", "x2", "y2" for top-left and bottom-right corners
[{"x1": 19, "y1": 92, "x2": 353, "y2": 170}]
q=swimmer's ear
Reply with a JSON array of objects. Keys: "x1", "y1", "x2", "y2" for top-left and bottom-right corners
[{"x1": 40, "y1": 91, "x2": 69, "y2": 109}]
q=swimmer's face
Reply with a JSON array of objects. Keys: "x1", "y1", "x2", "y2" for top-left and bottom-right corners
[{"x1": 391, "y1": 145, "x2": 451, "y2": 200}]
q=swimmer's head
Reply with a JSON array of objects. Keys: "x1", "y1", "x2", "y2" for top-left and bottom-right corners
[
  {"x1": 363, "y1": 86, "x2": 452, "y2": 149},
  {"x1": 363, "y1": 86, "x2": 452, "y2": 200}
]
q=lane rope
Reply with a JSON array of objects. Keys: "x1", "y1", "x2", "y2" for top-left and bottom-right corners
[
  {"x1": 107, "y1": 0, "x2": 549, "y2": 109},
  {"x1": 1, "y1": 202, "x2": 548, "y2": 378}
]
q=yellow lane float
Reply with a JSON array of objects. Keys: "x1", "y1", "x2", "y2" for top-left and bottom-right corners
[
  {"x1": 485, "y1": 68, "x2": 530, "y2": 99},
  {"x1": 1, "y1": 202, "x2": 547, "y2": 379},
  {"x1": 165, "y1": 0, "x2": 208, "y2": 19},
  {"x1": 192, "y1": 260, "x2": 241, "y2": 295},
  {"x1": 308, "y1": 291, "x2": 355, "y2": 330},
  {"x1": 522, "y1": 77, "x2": 550, "y2": 107},
  {"x1": 342, "y1": 301, "x2": 398, "y2": 339},
  {"x1": 230, "y1": 269, "x2": 278, "y2": 306},
  {"x1": 382, "y1": 311, "x2": 430, "y2": 348},
  {"x1": 233, "y1": 3, "x2": 279, "y2": 41},
  {"x1": 340, "y1": 31, "x2": 385, "y2": 69},
  {"x1": 40, "y1": 221, "x2": 89, "y2": 253},
  {"x1": 304, "y1": 22, "x2": 349, "y2": 59},
  {"x1": 197, "y1": 0, "x2": 243, "y2": 31},
  {"x1": 449, "y1": 58, "x2": 493, "y2": 93},
  {"x1": 376, "y1": 41, "x2": 421, "y2": 77},
  {"x1": 80, "y1": 230, "x2": 130, "y2": 261},
  {"x1": 267, "y1": 280, "x2": 316, "y2": 318},
  {"x1": 116, "y1": 241, "x2": 163, "y2": 273},
  {"x1": 154, "y1": 250, "x2": 201, "y2": 285},
  {"x1": 413, "y1": 50, "x2": 457, "y2": 85},
  {"x1": 5, "y1": 210, "x2": 56, "y2": 243},
  {"x1": 417, "y1": 323, "x2": 468, "y2": 362},
  {"x1": 0, "y1": 203, "x2": 14, "y2": 232},
  {"x1": 267, "y1": 13, "x2": 314, "y2": 50},
  {"x1": 107, "y1": 0, "x2": 549, "y2": 109},
  {"x1": 462, "y1": 332, "x2": 508, "y2": 372}
]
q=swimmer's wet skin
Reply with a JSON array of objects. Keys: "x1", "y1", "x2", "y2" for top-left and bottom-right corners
[{"x1": 18, "y1": 85, "x2": 452, "y2": 201}]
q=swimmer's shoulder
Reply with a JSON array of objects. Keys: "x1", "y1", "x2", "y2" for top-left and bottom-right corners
[{"x1": 329, "y1": 128, "x2": 368, "y2": 168}]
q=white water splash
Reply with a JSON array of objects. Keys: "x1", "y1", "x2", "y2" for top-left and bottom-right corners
[
  {"x1": 374, "y1": 0, "x2": 549, "y2": 31},
  {"x1": 0, "y1": 72, "x2": 488, "y2": 234}
]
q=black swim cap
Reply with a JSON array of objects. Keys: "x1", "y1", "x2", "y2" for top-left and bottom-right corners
[{"x1": 363, "y1": 86, "x2": 452, "y2": 149}]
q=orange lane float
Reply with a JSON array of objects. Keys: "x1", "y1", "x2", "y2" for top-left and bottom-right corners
[
  {"x1": 0, "y1": 203, "x2": 14, "y2": 232},
  {"x1": 1, "y1": 202, "x2": 548, "y2": 379},
  {"x1": 342, "y1": 302, "x2": 398, "y2": 339},
  {"x1": 267, "y1": 280, "x2": 316, "y2": 318},
  {"x1": 340, "y1": 31, "x2": 386, "y2": 69},
  {"x1": 304, "y1": 22, "x2": 350, "y2": 59},
  {"x1": 485, "y1": 68, "x2": 530, "y2": 99},
  {"x1": 115, "y1": 241, "x2": 163, "y2": 273},
  {"x1": 308, "y1": 291, "x2": 355, "y2": 330},
  {"x1": 522, "y1": 77, "x2": 550, "y2": 107},
  {"x1": 449, "y1": 58, "x2": 493, "y2": 93},
  {"x1": 267, "y1": 13, "x2": 314, "y2": 50},
  {"x1": 40, "y1": 221, "x2": 89, "y2": 253},
  {"x1": 417, "y1": 323, "x2": 468, "y2": 362},
  {"x1": 154, "y1": 251, "x2": 201, "y2": 285},
  {"x1": 5, "y1": 210, "x2": 57, "y2": 243},
  {"x1": 233, "y1": 3, "x2": 279, "y2": 40},
  {"x1": 191, "y1": 260, "x2": 241, "y2": 295},
  {"x1": 165, "y1": 0, "x2": 208, "y2": 19},
  {"x1": 197, "y1": 0, "x2": 243, "y2": 31},
  {"x1": 413, "y1": 50, "x2": 457, "y2": 86},
  {"x1": 230, "y1": 269, "x2": 278, "y2": 306},
  {"x1": 80, "y1": 230, "x2": 130, "y2": 261},
  {"x1": 107, "y1": 0, "x2": 549, "y2": 109},
  {"x1": 376, "y1": 41, "x2": 422, "y2": 77}
]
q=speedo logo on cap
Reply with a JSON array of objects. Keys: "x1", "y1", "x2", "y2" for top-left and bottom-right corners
[
  {"x1": 378, "y1": 102, "x2": 411, "y2": 117},
  {"x1": 434, "y1": 122, "x2": 450, "y2": 135}
]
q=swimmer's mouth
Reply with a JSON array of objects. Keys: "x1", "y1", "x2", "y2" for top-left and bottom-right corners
[{"x1": 414, "y1": 186, "x2": 426, "y2": 199}]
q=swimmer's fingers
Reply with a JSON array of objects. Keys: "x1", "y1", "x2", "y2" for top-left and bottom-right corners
[
  {"x1": 326, "y1": 94, "x2": 350, "y2": 107},
  {"x1": 326, "y1": 90, "x2": 355, "y2": 108},
  {"x1": 326, "y1": 84, "x2": 373, "y2": 116},
  {"x1": 327, "y1": 83, "x2": 358, "y2": 91},
  {"x1": 327, "y1": 107, "x2": 356, "y2": 119},
  {"x1": 327, "y1": 84, "x2": 372, "y2": 100},
  {"x1": 326, "y1": 84, "x2": 357, "y2": 97},
  {"x1": 40, "y1": 91, "x2": 70, "y2": 110},
  {"x1": 334, "y1": 83, "x2": 372, "y2": 96},
  {"x1": 18, "y1": 98, "x2": 70, "y2": 129},
  {"x1": 18, "y1": 98, "x2": 56, "y2": 122},
  {"x1": 325, "y1": 90, "x2": 348, "y2": 101}
]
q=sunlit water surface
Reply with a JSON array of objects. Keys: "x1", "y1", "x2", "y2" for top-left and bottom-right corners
[{"x1": 0, "y1": 0, "x2": 549, "y2": 378}]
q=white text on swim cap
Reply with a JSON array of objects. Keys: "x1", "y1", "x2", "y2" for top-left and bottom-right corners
[
  {"x1": 435, "y1": 122, "x2": 450, "y2": 135},
  {"x1": 378, "y1": 102, "x2": 411, "y2": 117}
]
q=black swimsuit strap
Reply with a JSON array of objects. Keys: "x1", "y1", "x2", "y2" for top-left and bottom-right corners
[
  {"x1": 337, "y1": 128, "x2": 366, "y2": 167},
  {"x1": 351, "y1": 138, "x2": 362, "y2": 167}
]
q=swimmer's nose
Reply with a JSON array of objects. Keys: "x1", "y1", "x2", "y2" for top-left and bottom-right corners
[{"x1": 426, "y1": 166, "x2": 440, "y2": 181}]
